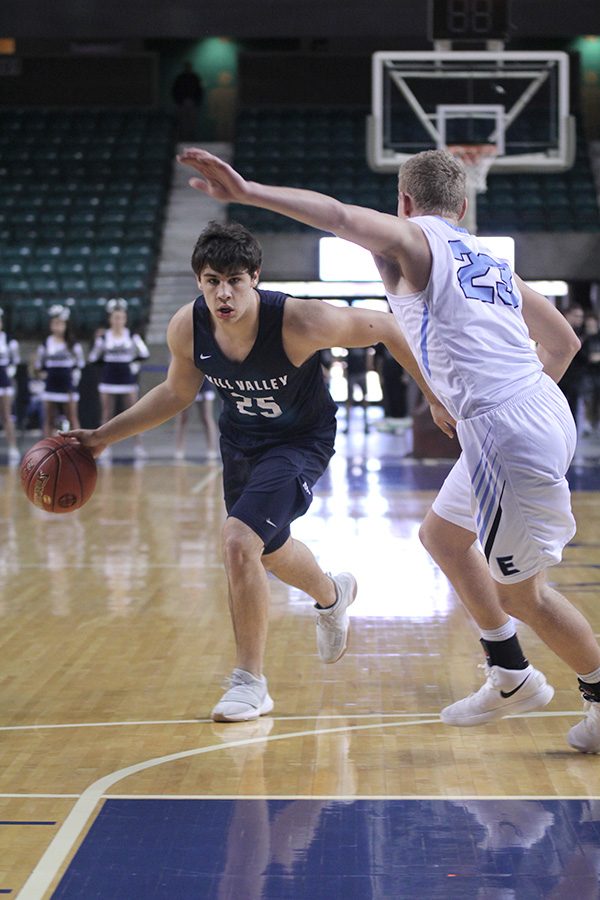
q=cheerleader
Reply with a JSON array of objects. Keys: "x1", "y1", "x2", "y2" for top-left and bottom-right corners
[
  {"x1": 88, "y1": 298, "x2": 150, "y2": 457},
  {"x1": 35, "y1": 305, "x2": 84, "y2": 438},
  {"x1": 0, "y1": 307, "x2": 21, "y2": 464}
]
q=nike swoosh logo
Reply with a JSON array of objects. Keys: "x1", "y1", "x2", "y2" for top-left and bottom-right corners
[
  {"x1": 200, "y1": 353, "x2": 211, "y2": 360},
  {"x1": 266, "y1": 518, "x2": 277, "y2": 527},
  {"x1": 500, "y1": 673, "x2": 530, "y2": 698}
]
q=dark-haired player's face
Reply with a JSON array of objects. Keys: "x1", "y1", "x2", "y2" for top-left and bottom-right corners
[{"x1": 198, "y1": 267, "x2": 259, "y2": 323}]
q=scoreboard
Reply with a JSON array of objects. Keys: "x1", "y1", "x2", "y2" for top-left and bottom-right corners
[{"x1": 430, "y1": 0, "x2": 512, "y2": 42}]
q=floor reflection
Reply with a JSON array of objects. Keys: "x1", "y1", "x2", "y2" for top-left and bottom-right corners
[{"x1": 53, "y1": 798, "x2": 600, "y2": 899}]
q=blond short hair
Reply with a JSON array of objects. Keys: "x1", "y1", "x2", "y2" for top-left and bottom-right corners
[{"x1": 398, "y1": 149, "x2": 466, "y2": 218}]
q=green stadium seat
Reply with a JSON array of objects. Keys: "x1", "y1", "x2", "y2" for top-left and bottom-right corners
[
  {"x1": 11, "y1": 298, "x2": 46, "y2": 337},
  {"x1": 90, "y1": 275, "x2": 119, "y2": 293}
]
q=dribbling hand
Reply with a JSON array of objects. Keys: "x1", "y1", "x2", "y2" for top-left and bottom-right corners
[{"x1": 59, "y1": 429, "x2": 110, "y2": 459}]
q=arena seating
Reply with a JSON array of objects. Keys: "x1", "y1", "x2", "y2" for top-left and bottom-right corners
[
  {"x1": 230, "y1": 106, "x2": 600, "y2": 235},
  {"x1": 0, "y1": 108, "x2": 175, "y2": 338}
]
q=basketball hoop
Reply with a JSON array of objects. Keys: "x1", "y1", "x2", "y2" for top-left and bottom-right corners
[{"x1": 448, "y1": 143, "x2": 498, "y2": 194}]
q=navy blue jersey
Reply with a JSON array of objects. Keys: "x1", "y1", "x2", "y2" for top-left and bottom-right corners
[{"x1": 192, "y1": 290, "x2": 337, "y2": 450}]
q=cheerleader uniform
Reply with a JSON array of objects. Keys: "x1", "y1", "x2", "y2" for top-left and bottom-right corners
[
  {"x1": 88, "y1": 328, "x2": 150, "y2": 395},
  {"x1": 35, "y1": 336, "x2": 85, "y2": 402},
  {"x1": 0, "y1": 331, "x2": 20, "y2": 397}
]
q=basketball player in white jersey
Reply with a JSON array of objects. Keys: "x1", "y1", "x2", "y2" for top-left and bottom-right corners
[{"x1": 178, "y1": 146, "x2": 600, "y2": 752}]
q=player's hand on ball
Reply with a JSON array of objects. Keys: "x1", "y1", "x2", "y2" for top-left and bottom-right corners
[{"x1": 59, "y1": 428, "x2": 110, "y2": 459}]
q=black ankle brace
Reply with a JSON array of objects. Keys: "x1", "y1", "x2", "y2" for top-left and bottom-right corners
[
  {"x1": 480, "y1": 636, "x2": 529, "y2": 670},
  {"x1": 578, "y1": 678, "x2": 600, "y2": 703}
]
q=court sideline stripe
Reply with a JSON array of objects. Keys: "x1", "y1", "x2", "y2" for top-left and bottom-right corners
[
  {"x1": 0, "y1": 709, "x2": 587, "y2": 733},
  {"x1": 3, "y1": 792, "x2": 598, "y2": 802}
]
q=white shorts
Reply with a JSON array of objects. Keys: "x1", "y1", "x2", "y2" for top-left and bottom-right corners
[
  {"x1": 42, "y1": 391, "x2": 80, "y2": 403},
  {"x1": 0, "y1": 386, "x2": 14, "y2": 397},
  {"x1": 99, "y1": 383, "x2": 139, "y2": 396},
  {"x1": 432, "y1": 375, "x2": 577, "y2": 584}
]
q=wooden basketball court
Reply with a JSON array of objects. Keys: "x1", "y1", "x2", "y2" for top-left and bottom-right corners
[{"x1": 1, "y1": 430, "x2": 600, "y2": 897}]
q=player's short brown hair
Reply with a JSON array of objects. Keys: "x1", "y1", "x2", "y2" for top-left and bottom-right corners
[
  {"x1": 191, "y1": 221, "x2": 262, "y2": 277},
  {"x1": 398, "y1": 149, "x2": 467, "y2": 218}
]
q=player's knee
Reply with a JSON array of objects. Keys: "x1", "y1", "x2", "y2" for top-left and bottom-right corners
[
  {"x1": 497, "y1": 578, "x2": 547, "y2": 618},
  {"x1": 418, "y1": 515, "x2": 443, "y2": 556},
  {"x1": 221, "y1": 520, "x2": 261, "y2": 571}
]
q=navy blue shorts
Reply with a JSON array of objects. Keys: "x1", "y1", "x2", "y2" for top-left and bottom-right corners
[{"x1": 221, "y1": 429, "x2": 335, "y2": 554}]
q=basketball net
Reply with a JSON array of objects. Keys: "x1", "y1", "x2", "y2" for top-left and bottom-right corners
[
  {"x1": 447, "y1": 143, "x2": 498, "y2": 193},
  {"x1": 447, "y1": 143, "x2": 498, "y2": 233}
]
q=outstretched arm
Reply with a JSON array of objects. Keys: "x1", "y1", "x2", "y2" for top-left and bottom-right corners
[
  {"x1": 285, "y1": 299, "x2": 456, "y2": 438},
  {"x1": 63, "y1": 305, "x2": 203, "y2": 456},
  {"x1": 177, "y1": 148, "x2": 429, "y2": 284}
]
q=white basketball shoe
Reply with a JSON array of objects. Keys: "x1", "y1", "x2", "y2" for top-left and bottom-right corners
[
  {"x1": 567, "y1": 702, "x2": 600, "y2": 753},
  {"x1": 211, "y1": 668, "x2": 274, "y2": 722},
  {"x1": 315, "y1": 572, "x2": 357, "y2": 664},
  {"x1": 441, "y1": 665, "x2": 554, "y2": 727}
]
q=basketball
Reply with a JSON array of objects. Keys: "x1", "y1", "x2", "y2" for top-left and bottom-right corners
[{"x1": 19, "y1": 436, "x2": 97, "y2": 514}]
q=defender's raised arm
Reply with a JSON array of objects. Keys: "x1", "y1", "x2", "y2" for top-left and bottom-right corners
[{"x1": 177, "y1": 148, "x2": 429, "y2": 286}]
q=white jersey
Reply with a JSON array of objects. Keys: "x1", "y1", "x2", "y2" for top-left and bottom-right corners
[
  {"x1": 0, "y1": 332, "x2": 19, "y2": 369},
  {"x1": 35, "y1": 335, "x2": 85, "y2": 371},
  {"x1": 88, "y1": 328, "x2": 149, "y2": 365},
  {"x1": 385, "y1": 215, "x2": 543, "y2": 421}
]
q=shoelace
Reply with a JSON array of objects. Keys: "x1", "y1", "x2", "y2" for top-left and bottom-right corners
[
  {"x1": 221, "y1": 670, "x2": 256, "y2": 690},
  {"x1": 461, "y1": 665, "x2": 496, "y2": 700}
]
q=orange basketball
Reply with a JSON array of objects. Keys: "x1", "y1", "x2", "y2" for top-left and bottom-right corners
[{"x1": 20, "y1": 436, "x2": 97, "y2": 514}]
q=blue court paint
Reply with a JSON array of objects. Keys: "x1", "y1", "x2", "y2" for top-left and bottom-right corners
[{"x1": 53, "y1": 799, "x2": 600, "y2": 899}]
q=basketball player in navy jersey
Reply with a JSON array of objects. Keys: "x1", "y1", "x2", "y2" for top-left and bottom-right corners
[
  {"x1": 177, "y1": 147, "x2": 600, "y2": 752},
  {"x1": 66, "y1": 221, "x2": 454, "y2": 722}
]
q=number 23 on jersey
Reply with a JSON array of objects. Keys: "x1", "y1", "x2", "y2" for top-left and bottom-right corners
[{"x1": 450, "y1": 239, "x2": 518, "y2": 308}]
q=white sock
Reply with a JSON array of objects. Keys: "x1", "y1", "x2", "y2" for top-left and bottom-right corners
[
  {"x1": 577, "y1": 666, "x2": 600, "y2": 684},
  {"x1": 480, "y1": 618, "x2": 516, "y2": 643}
]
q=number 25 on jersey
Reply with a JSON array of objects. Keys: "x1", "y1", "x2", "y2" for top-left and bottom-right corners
[{"x1": 231, "y1": 393, "x2": 283, "y2": 418}]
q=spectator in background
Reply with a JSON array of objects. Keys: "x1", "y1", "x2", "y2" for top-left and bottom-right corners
[
  {"x1": 171, "y1": 61, "x2": 204, "y2": 141},
  {"x1": 582, "y1": 311, "x2": 600, "y2": 437},
  {"x1": 35, "y1": 305, "x2": 84, "y2": 437},
  {"x1": 0, "y1": 307, "x2": 21, "y2": 463},
  {"x1": 175, "y1": 379, "x2": 219, "y2": 461},
  {"x1": 557, "y1": 304, "x2": 586, "y2": 431},
  {"x1": 88, "y1": 298, "x2": 150, "y2": 460}
]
